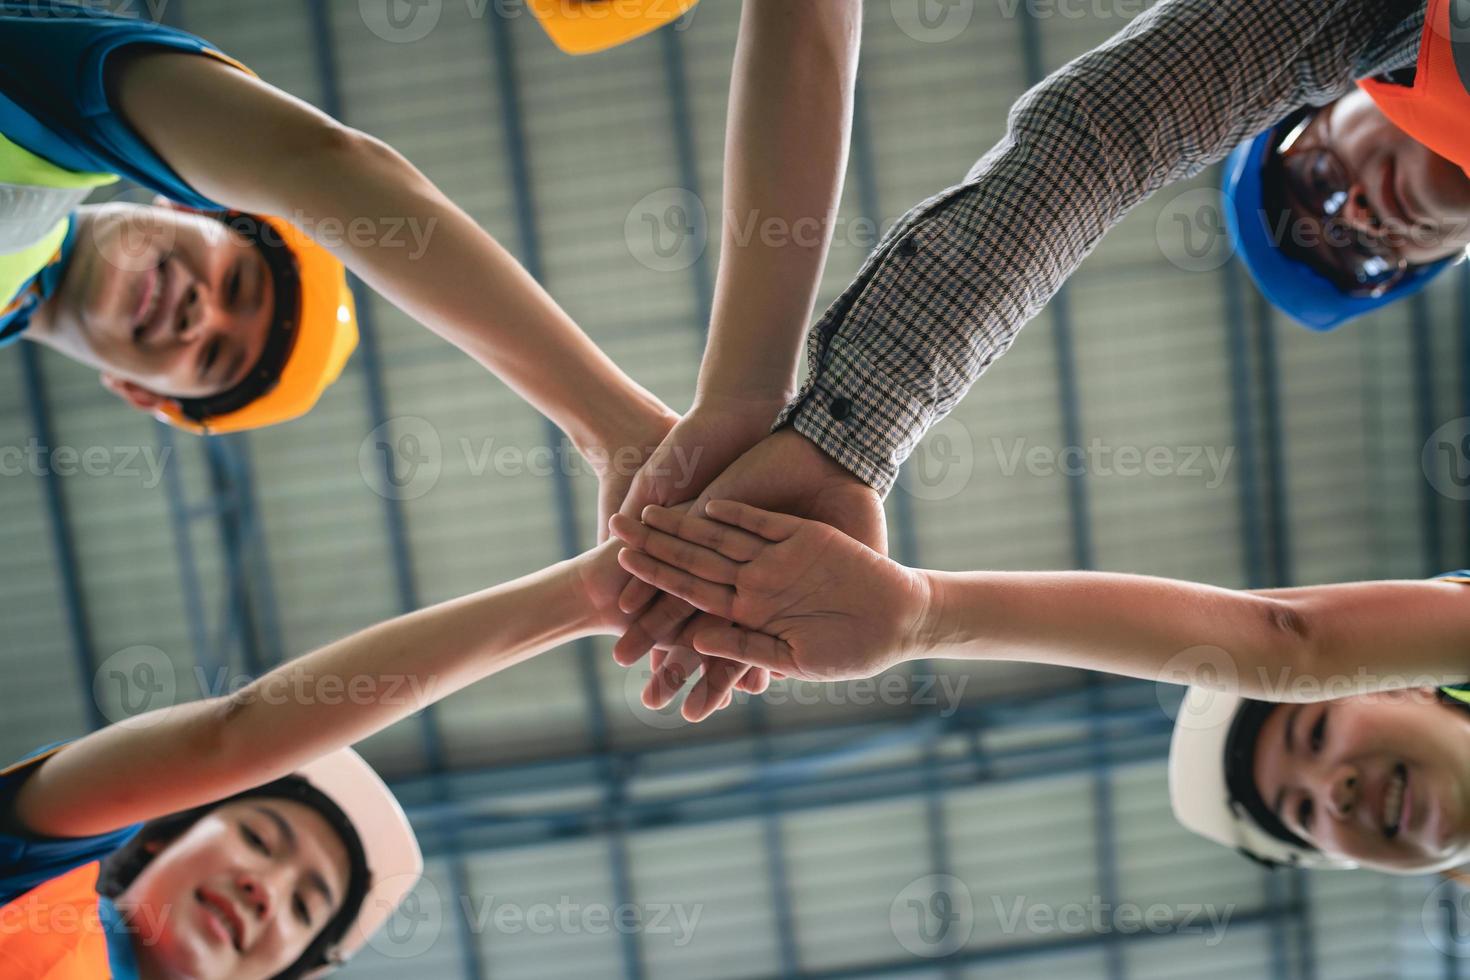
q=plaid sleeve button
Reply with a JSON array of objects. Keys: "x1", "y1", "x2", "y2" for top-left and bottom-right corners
[
  {"x1": 896, "y1": 237, "x2": 919, "y2": 258},
  {"x1": 829, "y1": 396, "x2": 853, "y2": 421}
]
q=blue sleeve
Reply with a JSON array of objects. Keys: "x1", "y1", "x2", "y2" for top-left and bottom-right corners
[
  {"x1": 1435, "y1": 571, "x2": 1470, "y2": 582},
  {"x1": 0, "y1": 0, "x2": 235, "y2": 210},
  {"x1": 0, "y1": 742, "x2": 140, "y2": 905}
]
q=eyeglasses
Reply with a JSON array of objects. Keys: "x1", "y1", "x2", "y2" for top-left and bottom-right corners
[{"x1": 1267, "y1": 115, "x2": 1409, "y2": 298}]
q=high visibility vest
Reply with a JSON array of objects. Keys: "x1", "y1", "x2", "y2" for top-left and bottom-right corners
[
  {"x1": 0, "y1": 862, "x2": 122, "y2": 979},
  {"x1": 0, "y1": 130, "x2": 116, "y2": 324},
  {"x1": 1359, "y1": 0, "x2": 1470, "y2": 175}
]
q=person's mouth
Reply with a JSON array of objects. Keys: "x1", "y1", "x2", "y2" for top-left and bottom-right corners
[
  {"x1": 131, "y1": 257, "x2": 176, "y2": 348},
  {"x1": 1383, "y1": 762, "x2": 1408, "y2": 840},
  {"x1": 196, "y1": 886, "x2": 244, "y2": 953}
]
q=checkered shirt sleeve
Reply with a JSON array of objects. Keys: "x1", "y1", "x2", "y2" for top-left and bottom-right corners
[{"x1": 772, "y1": 0, "x2": 1427, "y2": 495}]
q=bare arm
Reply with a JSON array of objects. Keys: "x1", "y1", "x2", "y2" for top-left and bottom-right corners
[
  {"x1": 920, "y1": 574, "x2": 1470, "y2": 699},
  {"x1": 12, "y1": 541, "x2": 624, "y2": 839},
  {"x1": 610, "y1": 503, "x2": 1470, "y2": 713},
  {"x1": 697, "y1": 0, "x2": 860, "y2": 405},
  {"x1": 112, "y1": 51, "x2": 672, "y2": 456}
]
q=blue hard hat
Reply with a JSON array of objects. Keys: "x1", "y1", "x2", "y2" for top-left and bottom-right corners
[{"x1": 1222, "y1": 123, "x2": 1455, "y2": 331}]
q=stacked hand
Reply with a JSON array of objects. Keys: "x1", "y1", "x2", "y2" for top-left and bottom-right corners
[
  {"x1": 609, "y1": 500, "x2": 925, "y2": 698},
  {"x1": 610, "y1": 427, "x2": 887, "y2": 720}
]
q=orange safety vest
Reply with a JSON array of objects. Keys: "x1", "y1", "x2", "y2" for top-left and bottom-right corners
[
  {"x1": 1359, "y1": 0, "x2": 1470, "y2": 175},
  {"x1": 0, "y1": 863, "x2": 119, "y2": 979}
]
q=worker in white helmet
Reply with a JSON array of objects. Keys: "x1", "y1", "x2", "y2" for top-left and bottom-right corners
[
  {"x1": 0, "y1": 530, "x2": 660, "y2": 978},
  {"x1": 604, "y1": 503, "x2": 1470, "y2": 876}
]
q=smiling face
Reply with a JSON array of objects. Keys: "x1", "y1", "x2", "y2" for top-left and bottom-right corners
[
  {"x1": 1251, "y1": 690, "x2": 1470, "y2": 873},
  {"x1": 1273, "y1": 89, "x2": 1470, "y2": 280},
  {"x1": 31, "y1": 200, "x2": 276, "y2": 413},
  {"x1": 118, "y1": 798, "x2": 352, "y2": 980}
]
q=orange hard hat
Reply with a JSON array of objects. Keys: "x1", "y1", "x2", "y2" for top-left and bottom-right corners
[
  {"x1": 157, "y1": 212, "x2": 357, "y2": 435},
  {"x1": 528, "y1": 0, "x2": 700, "y2": 55}
]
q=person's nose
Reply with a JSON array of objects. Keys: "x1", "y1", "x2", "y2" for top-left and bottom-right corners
[
  {"x1": 1325, "y1": 763, "x2": 1361, "y2": 820},
  {"x1": 1337, "y1": 180, "x2": 1384, "y2": 236},
  {"x1": 236, "y1": 869, "x2": 277, "y2": 922},
  {"x1": 175, "y1": 281, "x2": 216, "y2": 343}
]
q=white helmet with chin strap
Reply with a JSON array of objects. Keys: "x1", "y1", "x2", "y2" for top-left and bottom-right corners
[
  {"x1": 1168, "y1": 687, "x2": 1357, "y2": 871},
  {"x1": 277, "y1": 747, "x2": 423, "y2": 977}
]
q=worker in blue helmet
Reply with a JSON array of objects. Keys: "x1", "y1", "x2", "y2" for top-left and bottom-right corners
[{"x1": 1224, "y1": 86, "x2": 1470, "y2": 331}]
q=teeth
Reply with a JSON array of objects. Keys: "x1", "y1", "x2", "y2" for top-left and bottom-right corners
[{"x1": 1383, "y1": 767, "x2": 1405, "y2": 835}]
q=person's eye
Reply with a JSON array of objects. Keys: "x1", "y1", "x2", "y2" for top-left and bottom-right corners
[
  {"x1": 1297, "y1": 797, "x2": 1315, "y2": 832},
  {"x1": 227, "y1": 265, "x2": 242, "y2": 306},
  {"x1": 293, "y1": 894, "x2": 311, "y2": 927},
  {"x1": 240, "y1": 824, "x2": 271, "y2": 856},
  {"x1": 1310, "y1": 711, "x2": 1327, "y2": 753}
]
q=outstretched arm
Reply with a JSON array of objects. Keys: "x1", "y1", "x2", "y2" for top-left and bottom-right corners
[
  {"x1": 612, "y1": 0, "x2": 861, "y2": 537},
  {"x1": 112, "y1": 50, "x2": 674, "y2": 467},
  {"x1": 12, "y1": 540, "x2": 630, "y2": 839},
  {"x1": 611, "y1": 503, "x2": 1470, "y2": 716}
]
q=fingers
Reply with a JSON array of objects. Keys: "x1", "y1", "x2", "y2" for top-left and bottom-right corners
[
  {"x1": 609, "y1": 513, "x2": 743, "y2": 585},
  {"x1": 617, "y1": 549, "x2": 737, "y2": 621},
  {"x1": 681, "y1": 657, "x2": 748, "y2": 723},
  {"x1": 618, "y1": 576, "x2": 658, "y2": 615},
  {"x1": 612, "y1": 590, "x2": 701, "y2": 666},
  {"x1": 703, "y1": 500, "x2": 804, "y2": 542},
  {"x1": 638, "y1": 506, "x2": 768, "y2": 562},
  {"x1": 643, "y1": 647, "x2": 702, "y2": 710},
  {"x1": 692, "y1": 625, "x2": 797, "y2": 675},
  {"x1": 736, "y1": 667, "x2": 770, "y2": 695}
]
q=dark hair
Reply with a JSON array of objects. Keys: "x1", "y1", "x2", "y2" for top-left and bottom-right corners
[{"x1": 97, "y1": 774, "x2": 371, "y2": 980}]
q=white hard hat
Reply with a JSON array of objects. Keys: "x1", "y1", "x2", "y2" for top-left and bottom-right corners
[
  {"x1": 289, "y1": 747, "x2": 424, "y2": 976},
  {"x1": 1168, "y1": 687, "x2": 1356, "y2": 871}
]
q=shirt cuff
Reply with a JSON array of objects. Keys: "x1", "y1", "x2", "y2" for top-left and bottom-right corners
[{"x1": 774, "y1": 335, "x2": 932, "y2": 497}]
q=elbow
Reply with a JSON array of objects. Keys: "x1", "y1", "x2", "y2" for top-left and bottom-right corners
[{"x1": 1253, "y1": 598, "x2": 1326, "y2": 702}]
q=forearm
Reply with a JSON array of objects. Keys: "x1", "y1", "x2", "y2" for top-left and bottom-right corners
[
  {"x1": 698, "y1": 0, "x2": 860, "y2": 404},
  {"x1": 913, "y1": 572, "x2": 1470, "y2": 700},
  {"x1": 777, "y1": 0, "x2": 1425, "y2": 494},
  {"x1": 276, "y1": 132, "x2": 670, "y2": 453},
  {"x1": 114, "y1": 52, "x2": 667, "y2": 455},
  {"x1": 17, "y1": 553, "x2": 599, "y2": 837}
]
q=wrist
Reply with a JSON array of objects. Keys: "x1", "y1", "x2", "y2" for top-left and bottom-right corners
[
  {"x1": 909, "y1": 569, "x2": 955, "y2": 661},
  {"x1": 572, "y1": 384, "x2": 677, "y2": 474}
]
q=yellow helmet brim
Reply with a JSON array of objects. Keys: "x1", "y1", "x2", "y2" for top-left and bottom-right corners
[{"x1": 528, "y1": 0, "x2": 699, "y2": 55}]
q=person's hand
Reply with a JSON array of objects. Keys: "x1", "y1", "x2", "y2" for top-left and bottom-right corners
[
  {"x1": 586, "y1": 405, "x2": 679, "y2": 545},
  {"x1": 611, "y1": 501, "x2": 928, "y2": 686},
  {"x1": 570, "y1": 536, "x2": 760, "y2": 716},
  {"x1": 615, "y1": 391, "x2": 790, "y2": 532},
  {"x1": 612, "y1": 428, "x2": 887, "y2": 718}
]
